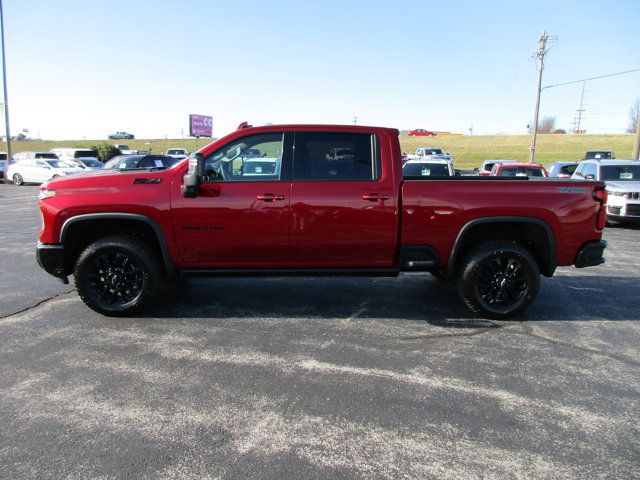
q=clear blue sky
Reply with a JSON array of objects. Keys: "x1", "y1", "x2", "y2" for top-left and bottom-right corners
[{"x1": 5, "y1": 0, "x2": 640, "y2": 139}]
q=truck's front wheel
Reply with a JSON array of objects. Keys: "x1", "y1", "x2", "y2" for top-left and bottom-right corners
[
  {"x1": 457, "y1": 241, "x2": 540, "y2": 320},
  {"x1": 74, "y1": 234, "x2": 161, "y2": 316}
]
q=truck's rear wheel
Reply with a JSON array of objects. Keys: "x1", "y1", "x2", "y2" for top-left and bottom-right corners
[
  {"x1": 457, "y1": 241, "x2": 540, "y2": 320},
  {"x1": 74, "y1": 234, "x2": 161, "y2": 316}
]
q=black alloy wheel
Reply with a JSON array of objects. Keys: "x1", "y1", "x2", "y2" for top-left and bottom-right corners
[
  {"x1": 74, "y1": 234, "x2": 162, "y2": 316},
  {"x1": 457, "y1": 241, "x2": 540, "y2": 320},
  {"x1": 88, "y1": 251, "x2": 144, "y2": 306}
]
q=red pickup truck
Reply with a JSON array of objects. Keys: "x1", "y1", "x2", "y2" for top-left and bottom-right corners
[{"x1": 37, "y1": 124, "x2": 607, "y2": 319}]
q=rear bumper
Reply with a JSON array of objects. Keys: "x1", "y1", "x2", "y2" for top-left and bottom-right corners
[
  {"x1": 575, "y1": 240, "x2": 607, "y2": 268},
  {"x1": 36, "y1": 242, "x2": 69, "y2": 283}
]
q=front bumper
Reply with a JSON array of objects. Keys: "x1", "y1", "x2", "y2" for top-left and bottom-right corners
[
  {"x1": 575, "y1": 240, "x2": 607, "y2": 268},
  {"x1": 36, "y1": 242, "x2": 69, "y2": 283}
]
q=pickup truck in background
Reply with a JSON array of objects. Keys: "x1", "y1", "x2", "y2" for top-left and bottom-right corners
[{"x1": 36, "y1": 124, "x2": 607, "y2": 319}]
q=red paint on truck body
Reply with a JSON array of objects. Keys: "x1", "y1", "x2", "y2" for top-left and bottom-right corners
[{"x1": 39, "y1": 124, "x2": 604, "y2": 275}]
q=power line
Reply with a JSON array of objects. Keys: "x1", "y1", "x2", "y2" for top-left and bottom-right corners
[{"x1": 543, "y1": 68, "x2": 640, "y2": 90}]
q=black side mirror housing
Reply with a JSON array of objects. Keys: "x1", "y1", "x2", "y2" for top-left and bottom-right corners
[{"x1": 181, "y1": 152, "x2": 204, "y2": 198}]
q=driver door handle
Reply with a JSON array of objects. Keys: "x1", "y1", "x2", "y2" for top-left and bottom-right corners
[
  {"x1": 257, "y1": 194, "x2": 285, "y2": 202},
  {"x1": 362, "y1": 193, "x2": 390, "y2": 201}
]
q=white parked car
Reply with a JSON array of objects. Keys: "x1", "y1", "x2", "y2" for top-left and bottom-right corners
[
  {"x1": 478, "y1": 159, "x2": 518, "y2": 176},
  {"x1": 7, "y1": 158, "x2": 83, "y2": 185},
  {"x1": 572, "y1": 159, "x2": 640, "y2": 223},
  {"x1": 165, "y1": 148, "x2": 189, "y2": 158},
  {"x1": 414, "y1": 147, "x2": 452, "y2": 161},
  {"x1": 12, "y1": 151, "x2": 60, "y2": 163},
  {"x1": 403, "y1": 158, "x2": 455, "y2": 177},
  {"x1": 325, "y1": 148, "x2": 355, "y2": 161},
  {"x1": 113, "y1": 144, "x2": 138, "y2": 155},
  {"x1": 49, "y1": 148, "x2": 98, "y2": 163}
]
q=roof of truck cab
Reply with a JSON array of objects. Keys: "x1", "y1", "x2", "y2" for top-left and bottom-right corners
[{"x1": 236, "y1": 124, "x2": 400, "y2": 134}]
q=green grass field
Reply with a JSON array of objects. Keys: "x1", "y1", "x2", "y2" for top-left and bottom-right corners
[{"x1": 6, "y1": 134, "x2": 637, "y2": 170}]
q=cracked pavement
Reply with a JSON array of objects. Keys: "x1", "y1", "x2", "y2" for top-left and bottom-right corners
[{"x1": 0, "y1": 185, "x2": 639, "y2": 479}]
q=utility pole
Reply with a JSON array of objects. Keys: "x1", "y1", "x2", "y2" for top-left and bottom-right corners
[
  {"x1": 633, "y1": 113, "x2": 640, "y2": 160},
  {"x1": 0, "y1": 0, "x2": 11, "y2": 163},
  {"x1": 574, "y1": 82, "x2": 586, "y2": 133},
  {"x1": 352, "y1": 116, "x2": 358, "y2": 125},
  {"x1": 529, "y1": 31, "x2": 550, "y2": 163}
]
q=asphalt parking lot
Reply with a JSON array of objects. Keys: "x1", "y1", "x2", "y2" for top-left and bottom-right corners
[{"x1": 0, "y1": 184, "x2": 639, "y2": 479}]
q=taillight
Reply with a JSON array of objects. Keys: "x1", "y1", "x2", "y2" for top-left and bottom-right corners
[{"x1": 593, "y1": 187, "x2": 608, "y2": 230}]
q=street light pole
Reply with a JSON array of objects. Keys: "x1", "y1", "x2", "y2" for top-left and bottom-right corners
[{"x1": 0, "y1": 0, "x2": 11, "y2": 163}]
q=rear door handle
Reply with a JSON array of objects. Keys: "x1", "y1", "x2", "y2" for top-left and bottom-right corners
[
  {"x1": 362, "y1": 193, "x2": 390, "y2": 201},
  {"x1": 257, "y1": 194, "x2": 285, "y2": 202}
]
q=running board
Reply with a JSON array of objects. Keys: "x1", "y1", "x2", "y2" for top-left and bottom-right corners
[{"x1": 180, "y1": 268, "x2": 400, "y2": 278}]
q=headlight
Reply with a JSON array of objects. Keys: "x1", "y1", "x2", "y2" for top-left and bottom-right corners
[{"x1": 39, "y1": 189, "x2": 56, "y2": 200}]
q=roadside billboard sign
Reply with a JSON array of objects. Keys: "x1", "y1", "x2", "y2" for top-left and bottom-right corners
[{"x1": 189, "y1": 114, "x2": 213, "y2": 137}]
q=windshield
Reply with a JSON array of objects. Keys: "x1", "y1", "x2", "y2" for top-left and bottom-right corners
[
  {"x1": 45, "y1": 160, "x2": 74, "y2": 168},
  {"x1": 80, "y1": 159, "x2": 103, "y2": 167},
  {"x1": 601, "y1": 165, "x2": 640, "y2": 181},
  {"x1": 103, "y1": 155, "x2": 175, "y2": 170},
  {"x1": 167, "y1": 149, "x2": 185, "y2": 155},
  {"x1": 499, "y1": 166, "x2": 546, "y2": 177},
  {"x1": 36, "y1": 153, "x2": 59, "y2": 159},
  {"x1": 403, "y1": 163, "x2": 450, "y2": 176},
  {"x1": 423, "y1": 148, "x2": 444, "y2": 155},
  {"x1": 103, "y1": 156, "x2": 140, "y2": 169}
]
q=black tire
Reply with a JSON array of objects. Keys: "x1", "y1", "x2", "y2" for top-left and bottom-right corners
[
  {"x1": 74, "y1": 234, "x2": 162, "y2": 316},
  {"x1": 12, "y1": 173, "x2": 23, "y2": 185},
  {"x1": 456, "y1": 241, "x2": 540, "y2": 320}
]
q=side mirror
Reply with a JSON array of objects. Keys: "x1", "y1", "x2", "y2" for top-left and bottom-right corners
[
  {"x1": 585, "y1": 174, "x2": 595, "y2": 180},
  {"x1": 181, "y1": 152, "x2": 204, "y2": 198}
]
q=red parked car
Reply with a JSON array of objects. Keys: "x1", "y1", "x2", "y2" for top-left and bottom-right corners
[
  {"x1": 37, "y1": 124, "x2": 606, "y2": 319},
  {"x1": 408, "y1": 128, "x2": 436, "y2": 137},
  {"x1": 490, "y1": 163, "x2": 549, "y2": 177}
]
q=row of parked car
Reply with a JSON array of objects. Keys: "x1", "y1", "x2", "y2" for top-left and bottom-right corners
[
  {"x1": 403, "y1": 147, "x2": 639, "y2": 223},
  {"x1": 0, "y1": 146, "x2": 191, "y2": 185}
]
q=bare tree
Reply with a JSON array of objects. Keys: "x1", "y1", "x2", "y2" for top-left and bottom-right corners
[
  {"x1": 627, "y1": 98, "x2": 640, "y2": 133},
  {"x1": 538, "y1": 116, "x2": 556, "y2": 134}
]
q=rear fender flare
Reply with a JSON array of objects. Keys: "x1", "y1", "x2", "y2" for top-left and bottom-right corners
[{"x1": 447, "y1": 216, "x2": 556, "y2": 277}]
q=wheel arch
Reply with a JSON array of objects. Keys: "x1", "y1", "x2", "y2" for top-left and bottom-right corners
[
  {"x1": 447, "y1": 216, "x2": 557, "y2": 278},
  {"x1": 60, "y1": 213, "x2": 175, "y2": 277}
]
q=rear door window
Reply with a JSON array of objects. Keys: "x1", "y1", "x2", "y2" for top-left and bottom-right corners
[{"x1": 293, "y1": 132, "x2": 379, "y2": 181}]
